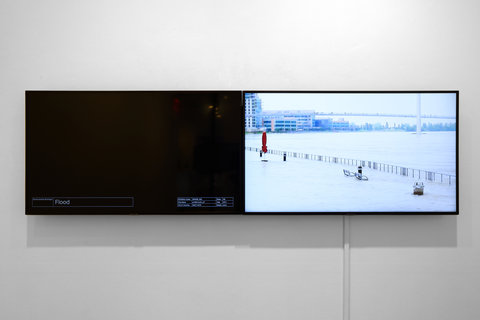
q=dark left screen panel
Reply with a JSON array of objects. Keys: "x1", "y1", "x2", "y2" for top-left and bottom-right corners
[{"x1": 26, "y1": 91, "x2": 244, "y2": 214}]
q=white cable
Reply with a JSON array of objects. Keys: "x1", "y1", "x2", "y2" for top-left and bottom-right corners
[{"x1": 343, "y1": 215, "x2": 351, "y2": 320}]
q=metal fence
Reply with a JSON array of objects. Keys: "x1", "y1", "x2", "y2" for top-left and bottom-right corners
[{"x1": 246, "y1": 146, "x2": 456, "y2": 186}]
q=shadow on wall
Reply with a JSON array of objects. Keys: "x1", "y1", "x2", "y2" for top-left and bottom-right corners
[{"x1": 26, "y1": 215, "x2": 457, "y2": 248}]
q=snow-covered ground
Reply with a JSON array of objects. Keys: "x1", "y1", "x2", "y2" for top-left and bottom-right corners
[{"x1": 245, "y1": 131, "x2": 456, "y2": 212}]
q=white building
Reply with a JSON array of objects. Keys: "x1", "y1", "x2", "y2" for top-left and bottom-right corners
[
  {"x1": 261, "y1": 110, "x2": 315, "y2": 131},
  {"x1": 245, "y1": 93, "x2": 262, "y2": 131}
]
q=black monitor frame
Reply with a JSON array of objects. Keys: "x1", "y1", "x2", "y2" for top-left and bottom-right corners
[{"x1": 25, "y1": 90, "x2": 459, "y2": 215}]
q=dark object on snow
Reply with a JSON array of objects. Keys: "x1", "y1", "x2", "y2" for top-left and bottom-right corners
[
  {"x1": 343, "y1": 169, "x2": 368, "y2": 181},
  {"x1": 413, "y1": 182, "x2": 424, "y2": 195},
  {"x1": 261, "y1": 131, "x2": 268, "y2": 153}
]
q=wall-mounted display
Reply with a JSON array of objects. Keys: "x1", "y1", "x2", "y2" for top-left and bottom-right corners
[
  {"x1": 26, "y1": 91, "x2": 243, "y2": 214},
  {"x1": 25, "y1": 90, "x2": 458, "y2": 215},
  {"x1": 245, "y1": 91, "x2": 458, "y2": 214}
]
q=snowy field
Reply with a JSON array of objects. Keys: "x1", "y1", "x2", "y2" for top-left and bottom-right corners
[
  {"x1": 245, "y1": 131, "x2": 456, "y2": 212},
  {"x1": 246, "y1": 131, "x2": 456, "y2": 174}
]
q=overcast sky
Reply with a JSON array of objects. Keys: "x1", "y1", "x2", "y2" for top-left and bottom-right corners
[{"x1": 257, "y1": 93, "x2": 456, "y2": 117}]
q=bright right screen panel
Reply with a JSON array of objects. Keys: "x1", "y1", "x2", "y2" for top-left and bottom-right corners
[{"x1": 244, "y1": 92, "x2": 458, "y2": 214}]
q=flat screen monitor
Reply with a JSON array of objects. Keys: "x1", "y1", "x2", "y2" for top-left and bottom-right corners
[
  {"x1": 244, "y1": 91, "x2": 458, "y2": 214},
  {"x1": 26, "y1": 91, "x2": 243, "y2": 214},
  {"x1": 25, "y1": 90, "x2": 458, "y2": 215}
]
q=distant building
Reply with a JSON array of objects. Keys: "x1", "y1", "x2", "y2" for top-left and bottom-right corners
[
  {"x1": 313, "y1": 118, "x2": 333, "y2": 130},
  {"x1": 245, "y1": 93, "x2": 262, "y2": 131},
  {"x1": 332, "y1": 118, "x2": 350, "y2": 130},
  {"x1": 261, "y1": 110, "x2": 315, "y2": 131},
  {"x1": 263, "y1": 119, "x2": 297, "y2": 131}
]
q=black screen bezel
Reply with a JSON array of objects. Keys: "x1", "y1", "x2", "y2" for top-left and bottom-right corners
[{"x1": 25, "y1": 90, "x2": 459, "y2": 215}]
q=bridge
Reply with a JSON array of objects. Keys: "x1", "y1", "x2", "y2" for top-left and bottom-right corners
[{"x1": 314, "y1": 112, "x2": 455, "y2": 119}]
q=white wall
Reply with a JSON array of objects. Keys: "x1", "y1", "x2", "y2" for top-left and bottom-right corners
[{"x1": 1, "y1": 1, "x2": 479, "y2": 319}]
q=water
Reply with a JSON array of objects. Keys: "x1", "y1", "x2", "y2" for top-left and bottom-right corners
[
  {"x1": 244, "y1": 151, "x2": 456, "y2": 212},
  {"x1": 325, "y1": 115, "x2": 456, "y2": 126},
  {"x1": 245, "y1": 131, "x2": 456, "y2": 175}
]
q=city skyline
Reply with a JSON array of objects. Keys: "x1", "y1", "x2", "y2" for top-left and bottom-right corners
[
  {"x1": 257, "y1": 93, "x2": 457, "y2": 117},
  {"x1": 245, "y1": 92, "x2": 456, "y2": 132}
]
